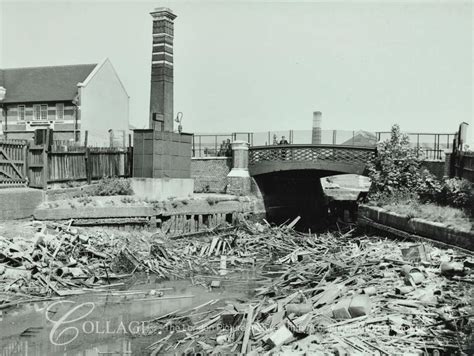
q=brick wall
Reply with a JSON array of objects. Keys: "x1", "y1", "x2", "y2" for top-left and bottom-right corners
[
  {"x1": 191, "y1": 157, "x2": 232, "y2": 193},
  {"x1": 421, "y1": 160, "x2": 446, "y2": 180}
]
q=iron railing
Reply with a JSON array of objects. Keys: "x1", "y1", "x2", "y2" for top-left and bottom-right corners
[
  {"x1": 193, "y1": 130, "x2": 454, "y2": 161},
  {"x1": 249, "y1": 144, "x2": 376, "y2": 166},
  {"x1": 192, "y1": 130, "x2": 377, "y2": 157}
]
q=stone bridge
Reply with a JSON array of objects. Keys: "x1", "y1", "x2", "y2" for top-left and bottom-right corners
[
  {"x1": 243, "y1": 144, "x2": 376, "y2": 230},
  {"x1": 248, "y1": 144, "x2": 376, "y2": 177}
]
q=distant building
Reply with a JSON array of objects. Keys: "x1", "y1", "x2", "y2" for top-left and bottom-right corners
[
  {"x1": 0, "y1": 58, "x2": 129, "y2": 146},
  {"x1": 341, "y1": 131, "x2": 377, "y2": 146}
]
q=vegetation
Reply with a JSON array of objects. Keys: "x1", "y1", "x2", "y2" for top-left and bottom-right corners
[
  {"x1": 367, "y1": 124, "x2": 473, "y2": 229},
  {"x1": 367, "y1": 124, "x2": 440, "y2": 199},
  {"x1": 372, "y1": 191, "x2": 472, "y2": 231},
  {"x1": 90, "y1": 177, "x2": 133, "y2": 196}
]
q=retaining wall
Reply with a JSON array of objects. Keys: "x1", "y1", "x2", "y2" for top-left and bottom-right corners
[{"x1": 358, "y1": 204, "x2": 474, "y2": 251}]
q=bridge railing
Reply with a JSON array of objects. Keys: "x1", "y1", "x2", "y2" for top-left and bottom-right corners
[
  {"x1": 193, "y1": 130, "x2": 454, "y2": 161},
  {"x1": 192, "y1": 129, "x2": 377, "y2": 157},
  {"x1": 249, "y1": 144, "x2": 376, "y2": 166}
]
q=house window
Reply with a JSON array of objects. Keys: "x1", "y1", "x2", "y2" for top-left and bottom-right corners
[
  {"x1": 56, "y1": 103, "x2": 64, "y2": 120},
  {"x1": 41, "y1": 104, "x2": 48, "y2": 120},
  {"x1": 33, "y1": 105, "x2": 41, "y2": 120},
  {"x1": 18, "y1": 105, "x2": 26, "y2": 121}
]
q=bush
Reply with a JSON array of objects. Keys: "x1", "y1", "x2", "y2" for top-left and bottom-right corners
[
  {"x1": 367, "y1": 124, "x2": 441, "y2": 200},
  {"x1": 436, "y1": 178, "x2": 473, "y2": 210},
  {"x1": 91, "y1": 177, "x2": 133, "y2": 196}
]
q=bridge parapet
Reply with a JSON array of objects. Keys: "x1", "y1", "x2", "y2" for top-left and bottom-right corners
[{"x1": 249, "y1": 144, "x2": 376, "y2": 176}]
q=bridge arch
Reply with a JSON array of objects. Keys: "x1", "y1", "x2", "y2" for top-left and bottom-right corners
[{"x1": 248, "y1": 144, "x2": 376, "y2": 230}]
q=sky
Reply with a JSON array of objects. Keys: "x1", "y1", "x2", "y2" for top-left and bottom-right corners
[{"x1": 1, "y1": 0, "x2": 472, "y2": 140}]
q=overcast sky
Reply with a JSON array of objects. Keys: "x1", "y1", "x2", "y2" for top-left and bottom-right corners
[{"x1": 1, "y1": 0, "x2": 472, "y2": 140}]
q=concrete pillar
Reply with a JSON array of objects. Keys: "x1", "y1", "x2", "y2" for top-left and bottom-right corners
[
  {"x1": 227, "y1": 140, "x2": 251, "y2": 195},
  {"x1": 311, "y1": 111, "x2": 322, "y2": 144}
]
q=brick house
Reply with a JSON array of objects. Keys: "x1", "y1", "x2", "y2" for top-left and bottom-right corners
[{"x1": 0, "y1": 58, "x2": 129, "y2": 146}]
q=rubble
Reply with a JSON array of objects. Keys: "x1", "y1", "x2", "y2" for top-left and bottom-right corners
[{"x1": 0, "y1": 217, "x2": 473, "y2": 354}]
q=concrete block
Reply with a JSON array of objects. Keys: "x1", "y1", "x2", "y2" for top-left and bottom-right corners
[
  {"x1": 332, "y1": 298, "x2": 352, "y2": 320},
  {"x1": 0, "y1": 188, "x2": 44, "y2": 220},
  {"x1": 131, "y1": 178, "x2": 193, "y2": 200},
  {"x1": 348, "y1": 294, "x2": 371, "y2": 318},
  {"x1": 265, "y1": 325, "x2": 294, "y2": 348}
]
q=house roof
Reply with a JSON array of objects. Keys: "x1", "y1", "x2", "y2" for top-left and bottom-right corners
[
  {"x1": 341, "y1": 131, "x2": 377, "y2": 146},
  {"x1": 0, "y1": 63, "x2": 97, "y2": 103}
]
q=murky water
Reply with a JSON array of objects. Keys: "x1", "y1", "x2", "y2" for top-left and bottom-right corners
[{"x1": 0, "y1": 270, "x2": 268, "y2": 356}]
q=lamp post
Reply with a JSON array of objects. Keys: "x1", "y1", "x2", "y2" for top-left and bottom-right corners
[
  {"x1": 175, "y1": 112, "x2": 183, "y2": 134},
  {"x1": 0, "y1": 87, "x2": 6, "y2": 138}
]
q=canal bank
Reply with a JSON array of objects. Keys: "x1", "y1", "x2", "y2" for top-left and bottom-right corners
[{"x1": 33, "y1": 193, "x2": 266, "y2": 232}]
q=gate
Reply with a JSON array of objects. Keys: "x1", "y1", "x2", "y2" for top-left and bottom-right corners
[{"x1": 0, "y1": 139, "x2": 28, "y2": 187}]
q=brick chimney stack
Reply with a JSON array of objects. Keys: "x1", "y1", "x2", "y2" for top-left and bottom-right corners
[
  {"x1": 149, "y1": 7, "x2": 176, "y2": 131},
  {"x1": 312, "y1": 111, "x2": 322, "y2": 144}
]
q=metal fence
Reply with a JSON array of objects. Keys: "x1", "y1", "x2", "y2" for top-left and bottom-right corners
[
  {"x1": 192, "y1": 130, "x2": 455, "y2": 160},
  {"x1": 192, "y1": 130, "x2": 378, "y2": 157},
  {"x1": 375, "y1": 132, "x2": 456, "y2": 161}
]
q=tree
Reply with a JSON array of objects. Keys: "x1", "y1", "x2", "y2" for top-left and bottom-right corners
[{"x1": 367, "y1": 124, "x2": 440, "y2": 199}]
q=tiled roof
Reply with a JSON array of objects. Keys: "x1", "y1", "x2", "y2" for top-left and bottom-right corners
[{"x1": 0, "y1": 63, "x2": 97, "y2": 103}]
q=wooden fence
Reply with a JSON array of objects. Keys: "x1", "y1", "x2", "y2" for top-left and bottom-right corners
[
  {"x1": 453, "y1": 151, "x2": 474, "y2": 182},
  {"x1": 0, "y1": 138, "x2": 133, "y2": 189},
  {"x1": 0, "y1": 139, "x2": 29, "y2": 187}
]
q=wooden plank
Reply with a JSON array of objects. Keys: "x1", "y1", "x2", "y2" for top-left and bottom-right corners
[
  {"x1": 0, "y1": 168, "x2": 15, "y2": 179},
  {"x1": 0, "y1": 147, "x2": 25, "y2": 179},
  {"x1": 241, "y1": 305, "x2": 254, "y2": 354}
]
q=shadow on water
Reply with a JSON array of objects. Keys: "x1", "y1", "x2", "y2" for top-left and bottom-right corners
[{"x1": 0, "y1": 270, "x2": 264, "y2": 356}]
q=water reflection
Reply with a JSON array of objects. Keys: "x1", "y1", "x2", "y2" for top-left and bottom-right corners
[{"x1": 0, "y1": 273, "x2": 261, "y2": 356}]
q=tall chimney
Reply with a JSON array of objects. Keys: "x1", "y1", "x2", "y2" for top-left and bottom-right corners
[
  {"x1": 312, "y1": 111, "x2": 322, "y2": 144},
  {"x1": 149, "y1": 7, "x2": 176, "y2": 131}
]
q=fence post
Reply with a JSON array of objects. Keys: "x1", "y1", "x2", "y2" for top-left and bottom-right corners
[
  {"x1": 127, "y1": 134, "x2": 133, "y2": 177},
  {"x1": 85, "y1": 147, "x2": 91, "y2": 184},
  {"x1": 109, "y1": 130, "x2": 114, "y2": 147},
  {"x1": 22, "y1": 142, "x2": 28, "y2": 184},
  {"x1": 84, "y1": 131, "x2": 91, "y2": 184},
  {"x1": 42, "y1": 129, "x2": 51, "y2": 189}
]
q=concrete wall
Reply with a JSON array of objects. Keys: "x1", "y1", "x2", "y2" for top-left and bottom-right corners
[
  {"x1": 191, "y1": 157, "x2": 232, "y2": 193},
  {"x1": 79, "y1": 59, "x2": 129, "y2": 146},
  {"x1": 130, "y1": 177, "x2": 193, "y2": 200},
  {"x1": 0, "y1": 188, "x2": 44, "y2": 220}
]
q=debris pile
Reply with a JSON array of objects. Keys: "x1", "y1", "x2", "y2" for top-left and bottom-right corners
[
  {"x1": 144, "y1": 221, "x2": 474, "y2": 355},
  {"x1": 0, "y1": 218, "x2": 473, "y2": 354}
]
